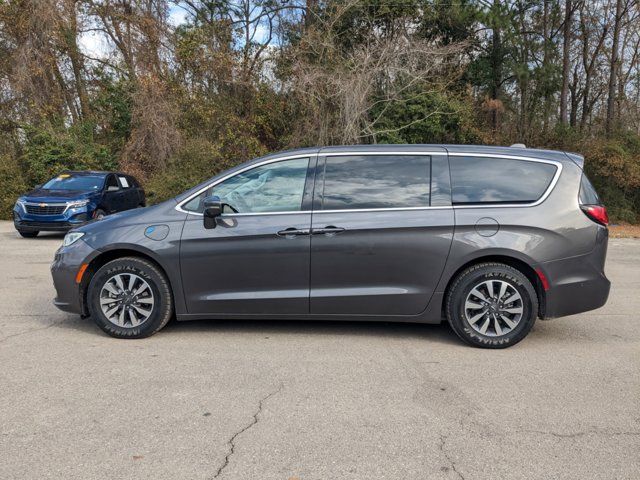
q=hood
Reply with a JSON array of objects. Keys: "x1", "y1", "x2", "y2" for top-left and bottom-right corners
[
  {"x1": 73, "y1": 198, "x2": 179, "y2": 235},
  {"x1": 23, "y1": 188, "x2": 98, "y2": 202}
]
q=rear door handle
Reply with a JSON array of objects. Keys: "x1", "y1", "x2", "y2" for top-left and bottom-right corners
[
  {"x1": 313, "y1": 226, "x2": 346, "y2": 235},
  {"x1": 277, "y1": 227, "x2": 310, "y2": 237}
]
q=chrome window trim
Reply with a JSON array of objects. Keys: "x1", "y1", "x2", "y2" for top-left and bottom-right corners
[
  {"x1": 448, "y1": 153, "x2": 563, "y2": 209},
  {"x1": 175, "y1": 153, "x2": 316, "y2": 216},
  {"x1": 175, "y1": 150, "x2": 563, "y2": 216}
]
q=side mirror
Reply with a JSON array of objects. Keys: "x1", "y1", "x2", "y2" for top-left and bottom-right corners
[
  {"x1": 106, "y1": 185, "x2": 119, "y2": 192},
  {"x1": 203, "y1": 195, "x2": 222, "y2": 229}
]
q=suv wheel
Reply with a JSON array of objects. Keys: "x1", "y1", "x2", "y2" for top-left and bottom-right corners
[
  {"x1": 446, "y1": 263, "x2": 538, "y2": 349},
  {"x1": 87, "y1": 257, "x2": 173, "y2": 338},
  {"x1": 18, "y1": 230, "x2": 39, "y2": 238}
]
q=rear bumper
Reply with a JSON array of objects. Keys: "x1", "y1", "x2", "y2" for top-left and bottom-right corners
[{"x1": 540, "y1": 227, "x2": 610, "y2": 319}]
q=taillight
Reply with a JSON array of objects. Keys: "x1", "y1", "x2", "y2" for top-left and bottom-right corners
[{"x1": 581, "y1": 205, "x2": 609, "y2": 226}]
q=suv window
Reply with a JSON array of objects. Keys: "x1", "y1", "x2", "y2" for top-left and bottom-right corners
[
  {"x1": 105, "y1": 175, "x2": 119, "y2": 190},
  {"x1": 322, "y1": 155, "x2": 430, "y2": 210},
  {"x1": 450, "y1": 156, "x2": 557, "y2": 205},
  {"x1": 183, "y1": 157, "x2": 310, "y2": 213},
  {"x1": 579, "y1": 174, "x2": 601, "y2": 205},
  {"x1": 118, "y1": 176, "x2": 130, "y2": 188}
]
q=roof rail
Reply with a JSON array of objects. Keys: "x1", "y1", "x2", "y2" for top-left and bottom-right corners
[{"x1": 510, "y1": 143, "x2": 527, "y2": 148}]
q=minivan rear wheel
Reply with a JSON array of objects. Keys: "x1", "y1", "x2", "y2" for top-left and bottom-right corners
[
  {"x1": 445, "y1": 263, "x2": 538, "y2": 348},
  {"x1": 87, "y1": 257, "x2": 173, "y2": 338}
]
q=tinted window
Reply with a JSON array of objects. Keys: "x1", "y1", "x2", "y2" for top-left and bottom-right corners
[
  {"x1": 579, "y1": 174, "x2": 601, "y2": 205},
  {"x1": 105, "y1": 175, "x2": 119, "y2": 189},
  {"x1": 322, "y1": 155, "x2": 430, "y2": 210},
  {"x1": 450, "y1": 157, "x2": 557, "y2": 205},
  {"x1": 183, "y1": 157, "x2": 309, "y2": 213},
  {"x1": 42, "y1": 174, "x2": 105, "y2": 191}
]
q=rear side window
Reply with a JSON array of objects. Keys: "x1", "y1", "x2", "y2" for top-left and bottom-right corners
[
  {"x1": 450, "y1": 156, "x2": 557, "y2": 205},
  {"x1": 321, "y1": 155, "x2": 430, "y2": 210},
  {"x1": 579, "y1": 174, "x2": 601, "y2": 205}
]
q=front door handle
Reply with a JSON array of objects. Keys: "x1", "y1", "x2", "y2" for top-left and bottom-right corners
[
  {"x1": 277, "y1": 227, "x2": 310, "y2": 238},
  {"x1": 313, "y1": 226, "x2": 346, "y2": 235}
]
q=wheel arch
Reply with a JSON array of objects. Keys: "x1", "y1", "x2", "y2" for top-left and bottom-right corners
[
  {"x1": 79, "y1": 247, "x2": 174, "y2": 317},
  {"x1": 441, "y1": 254, "x2": 546, "y2": 319}
]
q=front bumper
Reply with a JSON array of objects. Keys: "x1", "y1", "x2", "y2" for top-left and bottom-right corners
[
  {"x1": 13, "y1": 206, "x2": 92, "y2": 232},
  {"x1": 50, "y1": 239, "x2": 98, "y2": 315}
]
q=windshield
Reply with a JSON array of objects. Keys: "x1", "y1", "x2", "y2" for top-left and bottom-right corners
[{"x1": 42, "y1": 174, "x2": 105, "y2": 191}]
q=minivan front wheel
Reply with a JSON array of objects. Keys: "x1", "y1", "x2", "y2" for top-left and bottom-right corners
[
  {"x1": 446, "y1": 263, "x2": 538, "y2": 348},
  {"x1": 87, "y1": 257, "x2": 173, "y2": 338}
]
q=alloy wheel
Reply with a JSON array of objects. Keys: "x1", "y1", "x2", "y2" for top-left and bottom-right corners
[
  {"x1": 99, "y1": 273, "x2": 155, "y2": 328},
  {"x1": 464, "y1": 279, "x2": 524, "y2": 337}
]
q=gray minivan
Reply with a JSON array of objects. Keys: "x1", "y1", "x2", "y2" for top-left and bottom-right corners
[{"x1": 51, "y1": 145, "x2": 610, "y2": 348}]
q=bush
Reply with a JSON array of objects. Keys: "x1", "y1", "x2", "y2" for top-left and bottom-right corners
[
  {"x1": 145, "y1": 133, "x2": 266, "y2": 204},
  {"x1": 20, "y1": 122, "x2": 117, "y2": 186},
  {"x1": 0, "y1": 154, "x2": 29, "y2": 219},
  {"x1": 583, "y1": 134, "x2": 640, "y2": 224}
]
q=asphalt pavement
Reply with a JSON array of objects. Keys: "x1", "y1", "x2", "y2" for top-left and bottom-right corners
[{"x1": 0, "y1": 220, "x2": 638, "y2": 480}]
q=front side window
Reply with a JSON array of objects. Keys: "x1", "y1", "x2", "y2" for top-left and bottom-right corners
[
  {"x1": 450, "y1": 156, "x2": 557, "y2": 205},
  {"x1": 321, "y1": 155, "x2": 431, "y2": 210},
  {"x1": 183, "y1": 157, "x2": 310, "y2": 213}
]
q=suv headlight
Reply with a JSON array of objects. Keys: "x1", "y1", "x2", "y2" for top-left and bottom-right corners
[
  {"x1": 15, "y1": 199, "x2": 26, "y2": 212},
  {"x1": 66, "y1": 199, "x2": 90, "y2": 209},
  {"x1": 63, "y1": 231, "x2": 85, "y2": 247}
]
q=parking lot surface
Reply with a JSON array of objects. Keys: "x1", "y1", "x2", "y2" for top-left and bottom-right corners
[{"x1": 0, "y1": 220, "x2": 638, "y2": 480}]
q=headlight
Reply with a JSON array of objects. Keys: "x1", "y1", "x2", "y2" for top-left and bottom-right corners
[
  {"x1": 66, "y1": 199, "x2": 89, "y2": 209},
  {"x1": 15, "y1": 199, "x2": 26, "y2": 212},
  {"x1": 63, "y1": 232, "x2": 85, "y2": 247}
]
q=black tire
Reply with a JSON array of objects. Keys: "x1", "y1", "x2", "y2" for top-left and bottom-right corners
[
  {"x1": 445, "y1": 263, "x2": 538, "y2": 349},
  {"x1": 18, "y1": 230, "x2": 39, "y2": 238},
  {"x1": 87, "y1": 257, "x2": 173, "y2": 338},
  {"x1": 94, "y1": 208, "x2": 107, "y2": 220}
]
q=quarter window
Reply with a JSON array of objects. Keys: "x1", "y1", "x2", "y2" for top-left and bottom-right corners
[
  {"x1": 321, "y1": 155, "x2": 431, "y2": 210},
  {"x1": 182, "y1": 157, "x2": 310, "y2": 213},
  {"x1": 450, "y1": 156, "x2": 557, "y2": 205}
]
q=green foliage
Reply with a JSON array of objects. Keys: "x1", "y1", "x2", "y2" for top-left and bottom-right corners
[
  {"x1": 0, "y1": 154, "x2": 28, "y2": 219},
  {"x1": 582, "y1": 133, "x2": 640, "y2": 223},
  {"x1": 20, "y1": 122, "x2": 117, "y2": 186},
  {"x1": 145, "y1": 131, "x2": 266, "y2": 205},
  {"x1": 370, "y1": 91, "x2": 480, "y2": 144}
]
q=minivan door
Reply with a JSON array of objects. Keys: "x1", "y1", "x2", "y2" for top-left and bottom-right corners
[
  {"x1": 309, "y1": 150, "x2": 454, "y2": 315},
  {"x1": 179, "y1": 155, "x2": 316, "y2": 315}
]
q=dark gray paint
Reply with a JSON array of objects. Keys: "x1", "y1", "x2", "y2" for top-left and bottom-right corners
[{"x1": 51, "y1": 144, "x2": 610, "y2": 325}]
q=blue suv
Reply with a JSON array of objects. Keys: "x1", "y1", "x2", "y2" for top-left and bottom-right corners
[{"x1": 14, "y1": 171, "x2": 145, "y2": 238}]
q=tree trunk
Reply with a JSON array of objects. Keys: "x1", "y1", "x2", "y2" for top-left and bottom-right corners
[
  {"x1": 64, "y1": 0, "x2": 90, "y2": 121},
  {"x1": 560, "y1": 0, "x2": 572, "y2": 125},
  {"x1": 606, "y1": 0, "x2": 624, "y2": 134}
]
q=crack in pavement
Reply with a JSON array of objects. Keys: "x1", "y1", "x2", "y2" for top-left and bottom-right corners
[
  {"x1": 439, "y1": 434, "x2": 464, "y2": 480},
  {"x1": 211, "y1": 383, "x2": 284, "y2": 479},
  {"x1": 0, "y1": 321, "x2": 62, "y2": 344},
  {"x1": 522, "y1": 428, "x2": 640, "y2": 439}
]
